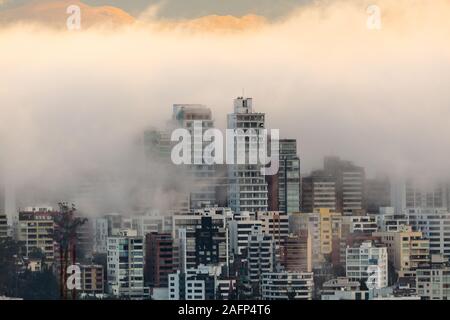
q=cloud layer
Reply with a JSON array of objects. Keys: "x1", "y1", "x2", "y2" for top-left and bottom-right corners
[{"x1": 1, "y1": 0, "x2": 450, "y2": 214}]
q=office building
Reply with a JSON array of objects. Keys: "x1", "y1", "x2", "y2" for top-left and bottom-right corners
[{"x1": 277, "y1": 139, "x2": 301, "y2": 213}]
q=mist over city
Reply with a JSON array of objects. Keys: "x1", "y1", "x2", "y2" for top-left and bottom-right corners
[{"x1": 1, "y1": 0, "x2": 450, "y2": 304}]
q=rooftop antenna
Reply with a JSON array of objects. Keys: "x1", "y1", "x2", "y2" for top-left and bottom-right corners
[{"x1": 242, "y1": 88, "x2": 245, "y2": 98}]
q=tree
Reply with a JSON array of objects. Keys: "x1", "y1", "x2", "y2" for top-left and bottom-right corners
[
  {"x1": 53, "y1": 202, "x2": 87, "y2": 300},
  {"x1": 0, "y1": 238, "x2": 21, "y2": 297}
]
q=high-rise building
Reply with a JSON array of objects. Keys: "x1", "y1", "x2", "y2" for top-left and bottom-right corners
[
  {"x1": 194, "y1": 216, "x2": 228, "y2": 267},
  {"x1": 374, "y1": 225, "x2": 430, "y2": 278},
  {"x1": 281, "y1": 232, "x2": 312, "y2": 273},
  {"x1": 261, "y1": 272, "x2": 314, "y2": 300},
  {"x1": 324, "y1": 157, "x2": 366, "y2": 216},
  {"x1": 145, "y1": 232, "x2": 175, "y2": 289},
  {"x1": 18, "y1": 207, "x2": 55, "y2": 262},
  {"x1": 366, "y1": 176, "x2": 391, "y2": 214},
  {"x1": 405, "y1": 208, "x2": 450, "y2": 261},
  {"x1": 228, "y1": 211, "x2": 262, "y2": 256},
  {"x1": 107, "y1": 229, "x2": 149, "y2": 299},
  {"x1": 301, "y1": 171, "x2": 337, "y2": 213},
  {"x1": 247, "y1": 229, "x2": 276, "y2": 283},
  {"x1": 93, "y1": 217, "x2": 108, "y2": 254},
  {"x1": 345, "y1": 241, "x2": 388, "y2": 289},
  {"x1": 277, "y1": 139, "x2": 300, "y2": 213},
  {"x1": 172, "y1": 214, "x2": 228, "y2": 272},
  {"x1": 172, "y1": 104, "x2": 217, "y2": 209},
  {"x1": 227, "y1": 97, "x2": 268, "y2": 213}
]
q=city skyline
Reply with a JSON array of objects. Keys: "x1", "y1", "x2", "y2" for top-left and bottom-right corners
[{"x1": 1, "y1": 0, "x2": 450, "y2": 303}]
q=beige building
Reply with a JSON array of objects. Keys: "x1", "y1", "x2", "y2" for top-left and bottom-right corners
[
  {"x1": 281, "y1": 231, "x2": 312, "y2": 273},
  {"x1": 374, "y1": 225, "x2": 430, "y2": 277},
  {"x1": 290, "y1": 209, "x2": 341, "y2": 266},
  {"x1": 18, "y1": 209, "x2": 55, "y2": 263}
]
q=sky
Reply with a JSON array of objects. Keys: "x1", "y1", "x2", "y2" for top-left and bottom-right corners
[
  {"x1": 1, "y1": 0, "x2": 312, "y2": 18},
  {"x1": 1, "y1": 0, "x2": 450, "y2": 215}
]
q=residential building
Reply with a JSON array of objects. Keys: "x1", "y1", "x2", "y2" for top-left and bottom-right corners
[
  {"x1": 416, "y1": 254, "x2": 450, "y2": 300},
  {"x1": 80, "y1": 264, "x2": 105, "y2": 297},
  {"x1": 228, "y1": 211, "x2": 262, "y2": 256},
  {"x1": 290, "y1": 209, "x2": 342, "y2": 267},
  {"x1": 321, "y1": 277, "x2": 369, "y2": 300},
  {"x1": 18, "y1": 208, "x2": 55, "y2": 262},
  {"x1": 376, "y1": 207, "x2": 409, "y2": 232},
  {"x1": 280, "y1": 232, "x2": 312, "y2": 273},
  {"x1": 247, "y1": 229, "x2": 276, "y2": 283},
  {"x1": 405, "y1": 208, "x2": 450, "y2": 260},
  {"x1": 374, "y1": 225, "x2": 430, "y2": 277},
  {"x1": 256, "y1": 211, "x2": 289, "y2": 248},
  {"x1": 171, "y1": 104, "x2": 217, "y2": 209},
  {"x1": 261, "y1": 272, "x2": 314, "y2": 300},
  {"x1": 346, "y1": 241, "x2": 388, "y2": 289},
  {"x1": 145, "y1": 232, "x2": 175, "y2": 288},
  {"x1": 227, "y1": 97, "x2": 268, "y2": 213},
  {"x1": 107, "y1": 229, "x2": 149, "y2": 299},
  {"x1": 168, "y1": 265, "x2": 223, "y2": 300}
]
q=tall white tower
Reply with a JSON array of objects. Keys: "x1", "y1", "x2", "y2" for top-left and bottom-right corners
[{"x1": 227, "y1": 97, "x2": 268, "y2": 213}]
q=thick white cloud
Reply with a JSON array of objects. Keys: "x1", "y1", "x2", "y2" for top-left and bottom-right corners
[{"x1": 1, "y1": 0, "x2": 450, "y2": 213}]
